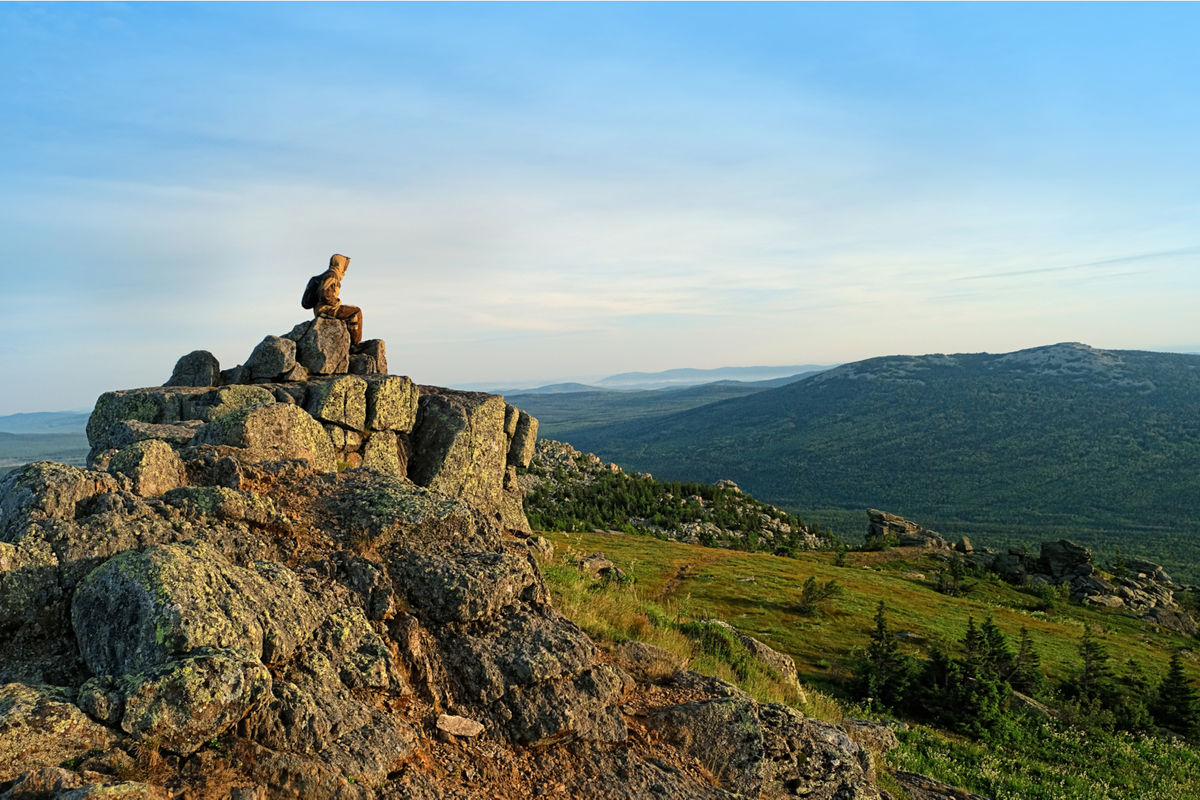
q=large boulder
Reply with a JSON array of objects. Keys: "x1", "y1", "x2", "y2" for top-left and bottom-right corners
[
  {"x1": 507, "y1": 408, "x2": 539, "y2": 468},
  {"x1": 288, "y1": 318, "x2": 350, "y2": 376},
  {"x1": 1037, "y1": 539, "x2": 1093, "y2": 579},
  {"x1": 306, "y1": 376, "x2": 367, "y2": 431},
  {"x1": 71, "y1": 542, "x2": 322, "y2": 675},
  {"x1": 87, "y1": 419, "x2": 204, "y2": 458},
  {"x1": 0, "y1": 462, "x2": 120, "y2": 541},
  {"x1": 86, "y1": 387, "x2": 208, "y2": 447},
  {"x1": 409, "y1": 389, "x2": 508, "y2": 523},
  {"x1": 193, "y1": 403, "x2": 335, "y2": 472},
  {"x1": 107, "y1": 439, "x2": 187, "y2": 498},
  {"x1": 360, "y1": 431, "x2": 404, "y2": 477},
  {"x1": 647, "y1": 696, "x2": 880, "y2": 799},
  {"x1": 364, "y1": 375, "x2": 418, "y2": 433},
  {"x1": 184, "y1": 384, "x2": 278, "y2": 422},
  {"x1": 165, "y1": 350, "x2": 221, "y2": 388},
  {"x1": 245, "y1": 336, "x2": 298, "y2": 382},
  {"x1": 867, "y1": 509, "x2": 946, "y2": 549},
  {"x1": 118, "y1": 650, "x2": 272, "y2": 756},
  {"x1": 348, "y1": 340, "x2": 388, "y2": 375}
]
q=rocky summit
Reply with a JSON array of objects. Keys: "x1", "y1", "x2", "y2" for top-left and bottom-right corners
[{"x1": 0, "y1": 320, "x2": 891, "y2": 799}]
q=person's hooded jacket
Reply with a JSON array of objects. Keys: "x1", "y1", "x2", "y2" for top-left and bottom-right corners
[{"x1": 315, "y1": 254, "x2": 350, "y2": 314}]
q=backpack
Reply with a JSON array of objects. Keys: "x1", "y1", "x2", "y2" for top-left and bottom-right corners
[{"x1": 301, "y1": 272, "x2": 327, "y2": 310}]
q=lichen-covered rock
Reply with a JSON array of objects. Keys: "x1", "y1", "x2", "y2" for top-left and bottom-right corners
[
  {"x1": 185, "y1": 384, "x2": 278, "y2": 423},
  {"x1": 248, "y1": 607, "x2": 414, "y2": 787},
  {"x1": 393, "y1": 549, "x2": 543, "y2": 624},
  {"x1": 350, "y1": 339, "x2": 387, "y2": 375},
  {"x1": 0, "y1": 537, "x2": 59, "y2": 629},
  {"x1": 437, "y1": 610, "x2": 627, "y2": 745},
  {"x1": 0, "y1": 766, "x2": 85, "y2": 796},
  {"x1": 507, "y1": 409, "x2": 539, "y2": 468},
  {"x1": 289, "y1": 318, "x2": 350, "y2": 376},
  {"x1": 108, "y1": 440, "x2": 186, "y2": 498},
  {"x1": 0, "y1": 462, "x2": 120, "y2": 541},
  {"x1": 119, "y1": 649, "x2": 272, "y2": 755},
  {"x1": 86, "y1": 387, "x2": 208, "y2": 448},
  {"x1": 409, "y1": 389, "x2": 508, "y2": 524},
  {"x1": 165, "y1": 350, "x2": 221, "y2": 388},
  {"x1": 245, "y1": 336, "x2": 298, "y2": 382},
  {"x1": 306, "y1": 376, "x2": 367, "y2": 431},
  {"x1": 193, "y1": 403, "x2": 335, "y2": 472},
  {"x1": 0, "y1": 683, "x2": 116, "y2": 782},
  {"x1": 71, "y1": 542, "x2": 323, "y2": 675},
  {"x1": 648, "y1": 696, "x2": 881, "y2": 799},
  {"x1": 360, "y1": 431, "x2": 403, "y2": 476},
  {"x1": 280, "y1": 363, "x2": 309, "y2": 383},
  {"x1": 162, "y1": 486, "x2": 289, "y2": 528},
  {"x1": 56, "y1": 782, "x2": 170, "y2": 800},
  {"x1": 88, "y1": 419, "x2": 204, "y2": 460},
  {"x1": 364, "y1": 375, "x2": 418, "y2": 433}
]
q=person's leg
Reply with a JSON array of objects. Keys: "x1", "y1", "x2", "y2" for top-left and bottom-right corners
[{"x1": 334, "y1": 304, "x2": 363, "y2": 344}]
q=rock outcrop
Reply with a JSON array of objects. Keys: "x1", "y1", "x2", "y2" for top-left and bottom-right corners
[
  {"x1": 875, "y1": 507, "x2": 1197, "y2": 636},
  {"x1": 0, "y1": 325, "x2": 890, "y2": 799},
  {"x1": 974, "y1": 539, "x2": 1197, "y2": 635},
  {"x1": 522, "y1": 440, "x2": 824, "y2": 553},
  {"x1": 84, "y1": 321, "x2": 533, "y2": 532},
  {"x1": 867, "y1": 509, "x2": 946, "y2": 549}
]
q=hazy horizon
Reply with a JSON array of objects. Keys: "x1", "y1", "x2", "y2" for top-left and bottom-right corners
[{"x1": 2, "y1": 4, "x2": 1199, "y2": 415}]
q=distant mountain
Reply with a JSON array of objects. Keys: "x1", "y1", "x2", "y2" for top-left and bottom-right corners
[
  {"x1": 491, "y1": 382, "x2": 608, "y2": 395},
  {"x1": 0, "y1": 431, "x2": 89, "y2": 473},
  {"x1": 561, "y1": 343, "x2": 1200, "y2": 580},
  {"x1": 510, "y1": 373, "x2": 817, "y2": 439},
  {"x1": 595, "y1": 364, "x2": 830, "y2": 390},
  {"x1": 0, "y1": 411, "x2": 89, "y2": 434}
]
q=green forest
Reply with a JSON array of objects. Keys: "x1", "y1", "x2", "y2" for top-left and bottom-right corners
[{"x1": 554, "y1": 346, "x2": 1200, "y2": 581}]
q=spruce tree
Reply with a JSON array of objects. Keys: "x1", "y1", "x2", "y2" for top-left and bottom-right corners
[
  {"x1": 1011, "y1": 627, "x2": 1045, "y2": 694},
  {"x1": 1153, "y1": 650, "x2": 1200, "y2": 741},
  {"x1": 857, "y1": 601, "x2": 913, "y2": 710},
  {"x1": 1077, "y1": 626, "x2": 1114, "y2": 702},
  {"x1": 980, "y1": 617, "x2": 1015, "y2": 682}
]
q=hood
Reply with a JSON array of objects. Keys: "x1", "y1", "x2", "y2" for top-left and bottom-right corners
[{"x1": 329, "y1": 253, "x2": 350, "y2": 277}]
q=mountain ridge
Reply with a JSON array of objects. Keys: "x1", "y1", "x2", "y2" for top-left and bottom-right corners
[{"x1": 560, "y1": 342, "x2": 1200, "y2": 579}]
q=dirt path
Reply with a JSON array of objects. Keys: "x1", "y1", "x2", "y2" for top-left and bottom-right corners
[{"x1": 653, "y1": 554, "x2": 724, "y2": 601}]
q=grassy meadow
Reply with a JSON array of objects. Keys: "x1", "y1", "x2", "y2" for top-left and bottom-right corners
[{"x1": 539, "y1": 529, "x2": 1200, "y2": 800}]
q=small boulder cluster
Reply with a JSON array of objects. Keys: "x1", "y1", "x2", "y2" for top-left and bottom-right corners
[
  {"x1": 167, "y1": 317, "x2": 387, "y2": 387},
  {"x1": 985, "y1": 540, "x2": 1198, "y2": 635},
  {"x1": 875, "y1": 509, "x2": 1199, "y2": 637}
]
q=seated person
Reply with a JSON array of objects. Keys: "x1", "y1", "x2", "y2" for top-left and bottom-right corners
[{"x1": 313, "y1": 253, "x2": 363, "y2": 345}]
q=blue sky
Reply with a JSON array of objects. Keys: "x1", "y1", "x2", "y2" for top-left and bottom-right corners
[{"x1": 2, "y1": 3, "x2": 1198, "y2": 413}]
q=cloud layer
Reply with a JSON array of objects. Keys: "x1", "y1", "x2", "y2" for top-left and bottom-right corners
[{"x1": 1, "y1": 4, "x2": 1198, "y2": 412}]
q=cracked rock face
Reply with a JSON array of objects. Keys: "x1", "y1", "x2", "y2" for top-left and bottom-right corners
[{"x1": 0, "y1": 453, "x2": 885, "y2": 800}]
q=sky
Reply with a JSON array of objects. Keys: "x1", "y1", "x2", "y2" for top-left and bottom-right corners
[{"x1": 2, "y1": 3, "x2": 1199, "y2": 414}]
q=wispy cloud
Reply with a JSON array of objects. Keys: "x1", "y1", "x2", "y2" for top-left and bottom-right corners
[{"x1": 956, "y1": 246, "x2": 1200, "y2": 282}]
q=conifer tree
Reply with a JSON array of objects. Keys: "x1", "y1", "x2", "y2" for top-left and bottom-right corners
[
  {"x1": 857, "y1": 601, "x2": 913, "y2": 710},
  {"x1": 1153, "y1": 650, "x2": 1200, "y2": 741},
  {"x1": 1010, "y1": 627, "x2": 1044, "y2": 694},
  {"x1": 980, "y1": 617, "x2": 1015, "y2": 682},
  {"x1": 1077, "y1": 626, "x2": 1114, "y2": 702}
]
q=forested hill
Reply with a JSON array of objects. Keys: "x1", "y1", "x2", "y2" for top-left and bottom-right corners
[{"x1": 564, "y1": 343, "x2": 1200, "y2": 575}]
